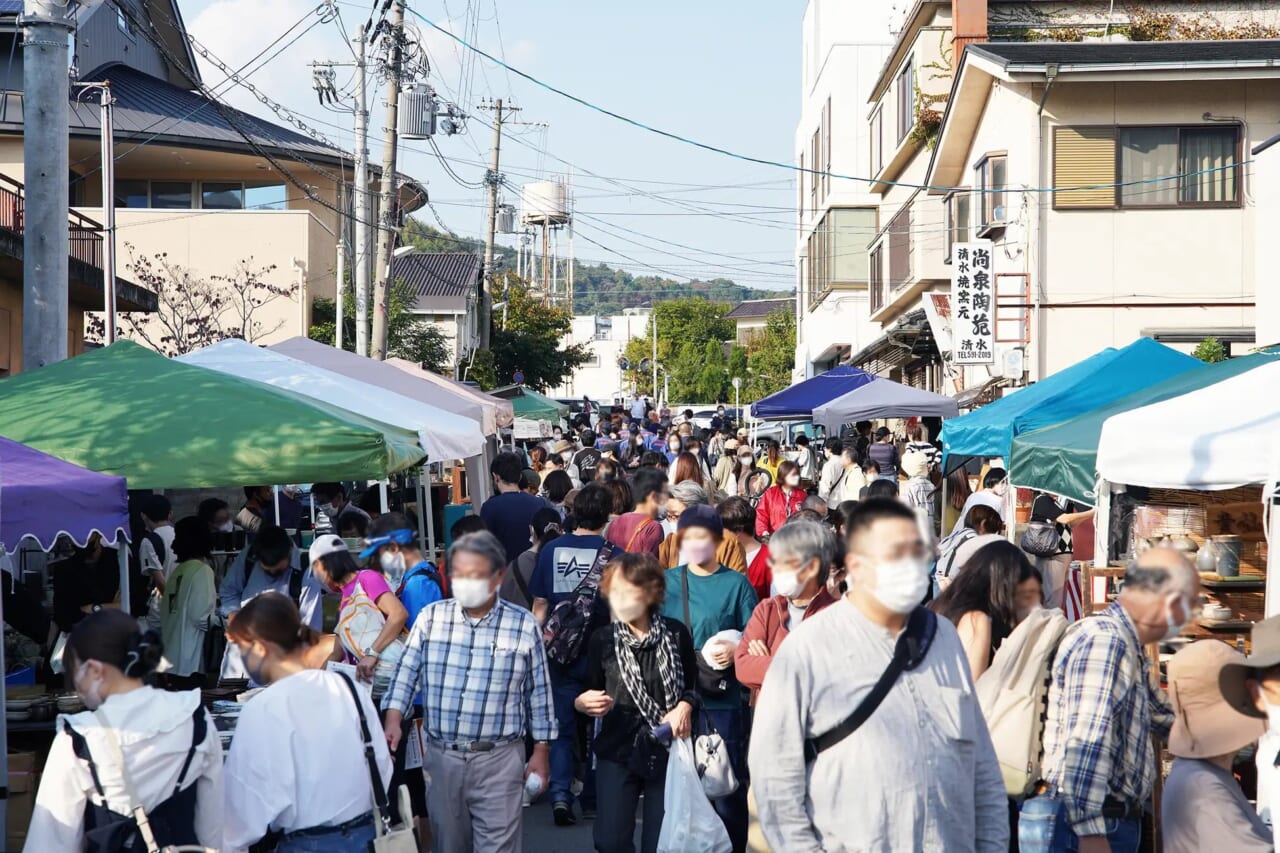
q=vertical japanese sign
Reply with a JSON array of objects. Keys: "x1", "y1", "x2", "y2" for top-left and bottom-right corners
[{"x1": 952, "y1": 240, "x2": 995, "y2": 365}]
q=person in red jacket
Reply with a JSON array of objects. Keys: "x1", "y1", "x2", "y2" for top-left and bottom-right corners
[
  {"x1": 720, "y1": 497, "x2": 770, "y2": 601},
  {"x1": 754, "y1": 460, "x2": 806, "y2": 541},
  {"x1": 734, "y1": 519, "x2": 838, "y2": 703}
]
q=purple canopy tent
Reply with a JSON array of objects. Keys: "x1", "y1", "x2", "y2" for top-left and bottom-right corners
[{"x1": 0, "y1": 435, "x2": 130, "y2": 842}]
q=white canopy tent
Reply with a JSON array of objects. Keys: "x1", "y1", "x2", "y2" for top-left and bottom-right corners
[
  {"x1": 1096, "y1": 359, "x2": 1280, "y2": 613},
  {"x1": 179, "y1": 339, "x2": 484, "y2": 460},
  {"x1": 269, "y1": 336, "x2": 512, "y2": 437}
]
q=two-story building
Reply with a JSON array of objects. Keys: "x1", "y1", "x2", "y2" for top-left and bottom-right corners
[
  {"x1": 0, "y1": 0, "x2": 424, "y2": 350},
  {"x1": 391, "y1": 251, "x2": 482, "y2": 376},
  {"x1": 551, "y1": 311, "x2": 652, "y2": 403},
  {"x1": 798, "y1": 0, "x2": 1276, "y2": 402},
  {"x1": 725, "y1": 297, "x2": 791, "y2": 344}
]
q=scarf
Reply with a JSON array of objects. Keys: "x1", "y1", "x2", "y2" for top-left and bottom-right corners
[{"x1": 613, "y1": 613, "x2": 684, "y2": 728}]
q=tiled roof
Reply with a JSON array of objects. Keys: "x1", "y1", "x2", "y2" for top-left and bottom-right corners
[
  {"x1": 971, "y1": 39, "x2": 1280, "y2": 69},
  {"x1": 43, "y1": 63, "x2": 342, "y2": 162},
  {"x1": 725, "y1": 298, "x2": 792, "y2": 320},
  {"x1": 393, "y1": 252, "x2": 482, "y2": 298}
]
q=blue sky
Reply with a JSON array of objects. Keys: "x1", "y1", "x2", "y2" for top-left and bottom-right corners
[{"x1": 182, "y1": 0, "x2": 803, "y2": 293}]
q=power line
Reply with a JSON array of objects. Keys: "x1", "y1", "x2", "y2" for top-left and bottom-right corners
[{"x1": 408, "y1": 6, "x2": 1252, "y2": 197}]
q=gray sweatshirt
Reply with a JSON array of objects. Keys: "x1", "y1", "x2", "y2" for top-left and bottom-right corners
[{"x1": 748, "y1": 596, "x2": 1009, "y2": 852}]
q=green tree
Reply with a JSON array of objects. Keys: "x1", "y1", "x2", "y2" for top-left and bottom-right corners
[
  {"x1": 1192, "y1": 336, "x2": 1227, "y2": 364},
  {"x1": 620, "y1": 298, "x2": 735, "y2": 399},
  {"x1": 728, "y1": 344, "x2": 749, "y2": 386},
  {"x1": 475, "y1": 273, "x2": 592, "y2": 392},
  {"x1": 309, "y1": 280, "x2": 451, "y2": 373},
  {"x1": 698, "y1": 340, "x2": 729, "y2": 403},
  {"x1": 745, "y1": 310, "x2": 796, "y2": 399}
]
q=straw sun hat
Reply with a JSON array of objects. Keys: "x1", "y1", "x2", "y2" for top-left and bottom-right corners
[{"x1": 1167, "y1": 640, "x2": 1266, "y2": 760}]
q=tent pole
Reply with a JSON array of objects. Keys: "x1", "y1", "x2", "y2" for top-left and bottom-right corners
[
  {"x1": 1268, "y1": 488, "x2": 1280, "y2": 618},
  {"x1": 416, "y1": 466, "x2": 427, "y2": 556},
  {"x1": 273, "y1": 486, "x2": 281, "y2": 527},
  {"x1": 118, "y1": 537, "x2": 130, "y2": 621},
  {"x1": 380, "y1": 480, "x2": 390, "y2": 514},
  {"x1": 1093, "y1": 477, "x2": 1112, "y2": 569},
  {"x1": 423, "y1": 467, "x2": 437, "y2": 563}
]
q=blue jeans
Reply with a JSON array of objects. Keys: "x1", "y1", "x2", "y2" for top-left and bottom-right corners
[
  {"x1": 549, "y1": 658, "x2": 595, "y2": 807},
  {"x1": 1018, "y1": 794, "x2": 1141, "y2": 853},
  {"x1": 705, "y1": 707, "x2": 749, "y2": 853},
  {"x1": 276, "y1": 816, "x2": 376, "y2": 852}
]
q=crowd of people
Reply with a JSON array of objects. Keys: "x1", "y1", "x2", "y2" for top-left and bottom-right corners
[{"x1": 19, "y1": 407, "x2": 1280, "y2": 853}]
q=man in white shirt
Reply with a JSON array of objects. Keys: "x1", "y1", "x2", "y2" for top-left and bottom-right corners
[
  {"x1": 794, "y1": 435, "x2": 817, "y2": 487},
  {"x1": 138, "y1": 494, "x2": 177, "y2": 631},
  {"x1": 816, "y1": 439, "x2": 846, "y2": 504},
  {"x1": 629, "y1": 395, "x2": 646, "y2": 421}
]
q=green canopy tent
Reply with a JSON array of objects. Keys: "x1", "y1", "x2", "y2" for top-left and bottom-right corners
[
  {"x1": 0, "y1": 340, "x2": 425, "y2": 489},
  {"x1": 1009, "y1": 350, "x2": 1280, "y2": 505},
  {"x1": 491, "y1": 385, "x2": 569, "y2": 423}
]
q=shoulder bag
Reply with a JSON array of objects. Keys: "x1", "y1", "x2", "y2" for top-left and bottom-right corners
[
  {"x1": 692, "y1": 711, "x2": 738, "y2": 799},
  {"x1": 1020, "y1": 522, "x2": 1061, "y2": 557},
  {"x1": 802, "y1": 607, "x2": 937, "y2": 763},
  {"x1": 543, "y1": 541, "x2": 619, "y2": 666},
  {"x1": 681, "y1": 568, "x2": 733, "y2": 699},
  {"x1": 335, "y1": 672, "x2": 417, "y2": 853}
]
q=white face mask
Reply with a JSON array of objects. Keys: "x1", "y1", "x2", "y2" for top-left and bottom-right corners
[
  {"x1": 785, "y1": 474, "x2": 801, "y2": 487},
  {"x1": 1162, "y1": 593, "x2": 1189, "y2": 642},
  {"x1": 738, "y1": 455, "x2": 754, "y2": 466},
  {"x1": 611, "y1": 596, "x2": 648, "y2": 624},
  {"x1": 75, "y1": 661, "x2": 106, "y2": 711},
  {"x1": 661, "y1": 519, "x2": 678, "y2": 537},
  {"x1": 217, "y1": 520, "x2": 234, "y2": 533},
  {"x1": 321, "y1": 502, "x2": 340, "y2": 519},
  {"x1": 453, "y1": 577, "x2": 494, "y2": 609},
  {"x1": 380, "y1": 550, "x2": 406, "y2": 586},
  {"x1": 772, "y1": 570, "x2": 801, "y2": 600},
  {"x1": 869, "y1": 557, "x2": 930, "y2": 614}
]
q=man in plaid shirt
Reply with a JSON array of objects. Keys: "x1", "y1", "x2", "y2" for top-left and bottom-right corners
[
  {"x1": 383, "y1": 531, "x2": 556, "y2": 853},
  {"x1": 1020, "y1": 548, "x2": 1197, "y2": 853}
]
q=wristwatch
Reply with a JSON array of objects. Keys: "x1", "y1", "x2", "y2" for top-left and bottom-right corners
[
  {"x1": 363, "y1": 647, "x2": 378, "y2": 658},
  {"x1": 91, "y1": 604, "x2": 103, "y2": 613}
]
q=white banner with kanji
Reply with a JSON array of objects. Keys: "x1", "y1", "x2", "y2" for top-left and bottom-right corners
[{"x1": 952, "y1": 241, "x2": 995, "y2": 365}]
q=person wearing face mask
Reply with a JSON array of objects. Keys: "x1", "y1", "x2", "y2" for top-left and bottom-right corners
[
  {"x1": 223, "y1": 593, "x2": 392, "y2": 853},
  {"x1": 1159, "y1": 641, "x2": 1270, "y2": 853},
  {"x1": 663, "y1": 433, "x2": 684, "y2": 465},
  {"x1": 310, "y1": 482, "x2": 372, "y2": 534},
  {"x1": 606, "y1": 467, "x2": 667, "y2": 558},
  {"x1": 382, "y1": 531, "x2": 555, "y2": 853},
  {"x1": 750, "y1": 498, "x2": 1008, "y2": 852},
  {"x1": 197, "y1": 497, "x2": 233, "y2": 537},
  {"x1": 578, "y1": 553, "x2": 699, "y2": 853},
  {"x1": 364, "y1": 512, "x2": 444, "y2": 625},
  {"x1": 754, "y1": 460, "x2": 807, "y2": 541},
  {"x1": 712, "y1": 438, "x2": 741, "y2": 497},
  {"x1": 734, "y1": 520, "x2": 838, "y2": 704},
  {"x1": 947, "y1": 467, "x2": 1009, "y2": 537},
  {"x1": 657, "y1": 481, "x2": 747, "y2": 573},
  {"x1": 1030, "y1": 490, "x2": 1096, "y2": 611},
  {"x1": 235, "y1": 485, "x2": 274, "y2": 533},
  {"x1": 550, "y1": 439, "x2": 583, "y2": 488},
  {"x1": 661, "y1": 505, "x2": 758, "y2": 852},
  {"x1": 1219, "y1": 614, "x2": 1280, "y2": 846},
  {"x1": 929, "y1": 541, "x2": 1043, "y2": 680},
  {"x1": 26, "y1": 610, "x2": 223, "y2": 852},
  {"x1": 219, "y1": 524, "x2": 324, "y2": 680},
  {"x1": 1020, "y1": 547, "x2": 1197, "y2": 853}
]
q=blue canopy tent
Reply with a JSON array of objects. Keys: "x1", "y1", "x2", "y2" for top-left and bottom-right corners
[
  {"x1": 940, "y1": 338, "x2": 1202, "y2": 471},
  {"x1": 750, "y1": 365, "x2": 877, "y2": 421}
]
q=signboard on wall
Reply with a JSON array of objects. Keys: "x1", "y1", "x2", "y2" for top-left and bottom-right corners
[{"x1": 951, "y1": 240, "x2": 995, "y2": 365}]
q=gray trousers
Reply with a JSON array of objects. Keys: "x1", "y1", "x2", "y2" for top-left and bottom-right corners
[
  {"x1": 423, "y1": 740, "x2": 524, "y2": 853},
  {"x1": 1036, "y1": 553, "x2": 1072, "y2": 611}
]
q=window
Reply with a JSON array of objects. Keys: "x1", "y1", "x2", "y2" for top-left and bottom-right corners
[
  {"x1": 584, "y1": 353, "x2": 601, "y2": 368},
  {"x1": 869, "y1": 245, "x2": 884, "y2": 313},
  {"x1": 887, "y1": 203, "x2": 911, "y2": 292},
  {"x1": 975, "y1": 154, "x2": 1007, "y2": 231},
  {"x1": 870, "y1": 107, "x2": 884, "y2": 175},
  {"x1": 945, "y1": 191, "x2": 971, "y2": 263},
  {"x1": 201, "y1": 182, "x2": 244, "y2": 210},
  {"x1": 245, "y1": 182, "x2": 288, "y2": 211},
  {"x1": 1053, "y1": 124, "x2": 1240, "y2": 209},
  {"x1": 150, "y1": 181, "x2": 193, "y2": 209},
  {"x1": 896, "y1": 57, "x2": 915, "y2": 144},
  {"x1": 115, "y1": 179, "x2": 148, "y2": 209},
  {"x1": 806, "y1": 208, "x2": 876, "y2": 310},
  {"x1": 116, "y1": 8, "x2": 134, "y2": 37}
]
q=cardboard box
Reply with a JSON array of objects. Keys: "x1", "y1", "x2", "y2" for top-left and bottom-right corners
[
  {"x1": 7, "y1": 750, "x2": 34, "y2": 774},
  {"x1": 7, "y1": 768, "x2": 38, "y2": 850}
]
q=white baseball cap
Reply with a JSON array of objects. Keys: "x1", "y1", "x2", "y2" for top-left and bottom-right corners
[{"x1": 308, "y1": 534, "x2": 347, "y2": 565}]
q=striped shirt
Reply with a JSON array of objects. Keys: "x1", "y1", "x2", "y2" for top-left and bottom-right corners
[
  {"x1": 1041, "y1": 602, "x2": 1174, "y2": 837},
  {"x1": 382, "y1": 598, "x2": 557, "y2": 744}
]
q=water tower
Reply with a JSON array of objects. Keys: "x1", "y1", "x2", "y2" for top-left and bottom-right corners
[{"x1": 520, "y1": 179, "x2": 573, "y2": 308}]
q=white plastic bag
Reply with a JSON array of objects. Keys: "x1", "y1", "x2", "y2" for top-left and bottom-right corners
[{"x1": 657, "y1": 738, "x2": 732, "y2": 853}]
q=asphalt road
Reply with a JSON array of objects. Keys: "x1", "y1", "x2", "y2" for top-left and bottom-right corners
[{"x1": 522, "y1": 800, "x2": 596, "y2": 851}]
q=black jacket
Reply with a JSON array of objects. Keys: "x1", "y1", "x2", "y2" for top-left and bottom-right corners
[{"x1": 585, "y1": 616, "x2": 699, "y2": 763}]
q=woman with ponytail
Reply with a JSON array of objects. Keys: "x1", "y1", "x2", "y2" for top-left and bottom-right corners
[
  {"x1": 26, "y1": 610, "x2": 223, "y2": 851},
  {"x1": 223, "y1": 592, "x2": 392, "y2": 852}
]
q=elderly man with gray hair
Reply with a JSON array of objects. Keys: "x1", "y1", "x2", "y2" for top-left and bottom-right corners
[
  {"x1": 1020, "y1": 546, "x2": 1199, "y2": 853},
  {"x1": 382, "y1": 531, "x2": 556, "y2": 853},
  {"x1": 656, "y1": 481, "x2": 747, "y2": 572}
]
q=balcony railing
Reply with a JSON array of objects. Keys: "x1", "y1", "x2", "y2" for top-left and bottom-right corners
[{"x1": 0, "y1": 173, "x2": 104, "y2": 271}]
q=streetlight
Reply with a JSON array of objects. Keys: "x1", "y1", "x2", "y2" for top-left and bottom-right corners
[
  {"x1": 732, "y1": 376, "x2": 742, "y2": 419},
  {"x1": 650, "y1": 307, "x2": 658, "y2": 404}
]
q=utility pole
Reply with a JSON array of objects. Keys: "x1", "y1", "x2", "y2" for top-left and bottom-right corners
[
  {"x1": 371, "y1": 0, "x2": 404, "y2": 360},
  {"x1": 22, "y1": 0, "x2": 72, "y2": 371},
  {"x1": 353, "y1": 26, "x2": 371, "y2": 357},
  {"x1": 478, "y1": 98, "x2": 518, "y2": 348},
  {"x1": 75, "y1": 81, "x2": 117, "y2": 342}
]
